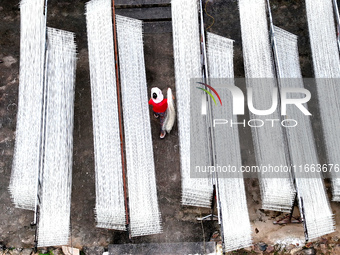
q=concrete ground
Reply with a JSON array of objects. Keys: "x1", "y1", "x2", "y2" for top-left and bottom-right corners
[{"x1": 1, "y1": 0, "x2": 340, "y2": 253}]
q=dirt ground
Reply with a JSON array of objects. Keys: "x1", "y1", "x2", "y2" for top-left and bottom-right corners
[{"x1": 1, "y1": 0, "x2": 340, "y2": 253}]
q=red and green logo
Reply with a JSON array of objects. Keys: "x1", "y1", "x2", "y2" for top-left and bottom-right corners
[{"x1": 196, "y1": 82, "x2": 222, "y2": 106}]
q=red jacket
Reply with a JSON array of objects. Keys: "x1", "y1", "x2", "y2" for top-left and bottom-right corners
[{"x1": 149, "y1": 98, "x2": 168, "y2": 113}]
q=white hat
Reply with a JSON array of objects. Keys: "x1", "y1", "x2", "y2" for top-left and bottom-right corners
[{"x1": 151, "y1": 87, "x2": 164, "y2": 104}]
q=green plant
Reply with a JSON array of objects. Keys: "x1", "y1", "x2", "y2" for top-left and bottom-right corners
[{"x1": 39, "y1": 251, "x2": 54, "y2": 255}]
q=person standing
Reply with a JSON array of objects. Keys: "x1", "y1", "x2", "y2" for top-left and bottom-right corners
[{"x1": 149, "y1": 87, "x2": 168, "y2": 138}]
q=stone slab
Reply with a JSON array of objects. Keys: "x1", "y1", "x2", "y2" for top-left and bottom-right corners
[{"x1": 108, "y1": 242, "x2": 216, "y2": 255}]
